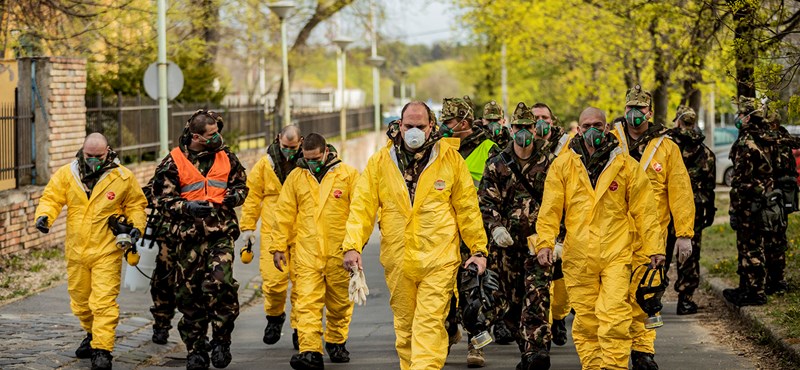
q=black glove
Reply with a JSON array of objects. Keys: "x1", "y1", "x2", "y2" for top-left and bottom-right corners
[
  {"x1": 35, "y1": 216, "x2": 50, "y2": 234},
  {"x1": 183, "y1": 201, "x2": 213, "y2": 218},
  {"x1": 223, "y1": 194, "x2": 238, "y2": 209},
  {"x1": 130, "y1": 228, "x2": 142, "y2": 245}
]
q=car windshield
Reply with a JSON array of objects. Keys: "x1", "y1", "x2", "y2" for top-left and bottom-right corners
[{"x1": 714, "y1": 128, "x2": 739, "y2": 148}]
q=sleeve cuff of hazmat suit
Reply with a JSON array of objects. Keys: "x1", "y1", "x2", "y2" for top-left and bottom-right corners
[{"x1": 529, "y1": 234, "x2": 553, "y2": 255}]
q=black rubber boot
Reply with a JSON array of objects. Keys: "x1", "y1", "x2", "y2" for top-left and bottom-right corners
[
  {"x1": 493, "y1": 320, "x2": 515, "y2": 345},
  {"x1": 766, "y1": 280, "x2": 789, "y2": 296},
  {"x1": 551, "y1": 319, "x2": 568, "y2": 346},
  {"x1": 91, "y1": 349, "x2": 113, "y2": 370},
  {"x1": 289, "y1": 351, "x2": 324, "y2": 370},
  {"x1": 723, "y1": 288, "x2": 767, "y2": 307},
  {"x1": 516, "y1": 350, "x2": 550, "y2": 370},
  {"x1": 210, "y1": 341, "x2": 232, "y2": 369},
  {"x1": 292, "y1": 329, "x2": 299, "y2": 350},
  {"x1": 152, "y1": 327, "x2": 170, "y2": 345},
  {"x1": 76, "y1": 332, "x2": 93, "y2": 359},
  {"x1": 676, "y1": 294, "x2": 698, "y2": 315},
  {"x1": 325, "y1": 341, "x2": 351, "y2": 363},
  {"x1": 631, "y1": 350, "x2": 658, "y2": 370},
  {"x1": 263, "y1": 313, "x2": 286, "y2": 345},
  {"x1": 186, "y1": 350, "x2": 210, "y2": 370}
]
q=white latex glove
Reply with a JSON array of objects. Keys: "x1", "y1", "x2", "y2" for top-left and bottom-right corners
[
  {"x1": 553, "y1": 242, "x2": 564, "y2": 260},
  {"x1": 676, "y1": 237, "x2": 692, "y2": 264},
  {"x1": 492, "y1": 227, "x2": 514, "y2": 248},
  {"x1": 348, "y1": 268, "x2": 369, "y2": 306},
  {"x1": 241, "y1": 230, "x2": 256, "y2": 247}
]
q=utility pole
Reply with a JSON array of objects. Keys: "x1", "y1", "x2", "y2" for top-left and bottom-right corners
[{"x1": 157, "y1": 0, "x2": 168, "y2": 157}]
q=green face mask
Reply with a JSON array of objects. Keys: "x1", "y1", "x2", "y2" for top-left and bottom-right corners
[
  {"x1": 487, "y1": 121, "x2": 502, "y2": 137},
  {"x1": 513, "y1": 128, "x2": 534, "y2": 147},
  {"x1": 281, "y1": 147, "x2": 298, "y2": 160},
  {"x1": 626, "y1": 108, "x2": 648, "y2": 127},
  {"x1": 203, "y1": 132, "x2": 223, "y2": 149},
  {"x1": 584, "y1": 127, "x2": 605, "y2": 148},
  {"x1": 84, "y1": 157, "x2": 103, "y2": 173},
  {"x1": 307, "y1": 160, "x2": 324, "y2": 174},
  {"x1": 535, "y1": 119, "x2": 551, "y2": 137},
  {"x1": 439, "y1": 122, "x2": 455, "y2": 138}
]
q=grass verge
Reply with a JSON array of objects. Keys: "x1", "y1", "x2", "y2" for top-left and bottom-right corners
[{"x1": 0, "y1": 247, "x2": 66, "y2": 305}]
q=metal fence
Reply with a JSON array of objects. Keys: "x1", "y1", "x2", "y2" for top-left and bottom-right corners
[
  {"x1": 0, "y1": 89, "x2": 35, "y2": 191},
  {"x1": 86, "y1": 93, "x2": 376, "y2": 164},
  {"x1": 86, "y1": 93, "x2": 274, "y2": 163}
]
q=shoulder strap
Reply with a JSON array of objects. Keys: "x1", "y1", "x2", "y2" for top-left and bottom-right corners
[
  {"x1": 641, "y1": 136, "x2": 667, "y2": 171},
  {"x1": 500, "y1": 151, "x2": 540, "y2": 200},
  {"x1": 554, "y1": 134, "x2": 569, "y2": 157}
]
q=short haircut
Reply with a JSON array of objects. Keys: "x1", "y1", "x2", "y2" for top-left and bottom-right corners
[
  {"x1": 401, "y1": 101, "x2": 433, "y2": 122},
  {"x1": 304, "y1": 133, "x2": 327, "y2": 152},
  {"x1": 531, "y1": 103, "x2": 555, "y2": 119},
  {"x1": 188, "y1": 112, "x2": 217, "y2": 135}
]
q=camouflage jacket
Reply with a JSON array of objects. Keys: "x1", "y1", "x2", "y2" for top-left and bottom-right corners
[
  {"x1": 544, "y1": 125, "x2": 569, "y2": 156},
  {"x1": 150, "y1": 141, "x2": 249, "y2": 242},
  {"x1": 266, "y1": 139, "x2": 300, "y2": 184},
  {"x1": 668, "y1": 128, "x2": 716, "y2": 222},
  {"x1": 478, "y1": 145, "x2": 554, "y2": 249},
  {"x1": 729, "y1": 125, "x2": 774, "y2": 215},
  {"x1": 459, "y1": 126, "x2": 500, "y2": 159}
]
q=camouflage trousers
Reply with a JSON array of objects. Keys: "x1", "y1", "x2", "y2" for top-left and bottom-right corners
[
  {"x1": 665, "y1": 224, "x2": 702, "y2": 297},
  {"x1": 489, "y1": 247, "x2": 528, "y2": 348},
  {"x1": 735, "y1": 228, "x2": 768, "y2": 295},
  {"x1": 150, "y1": 240, "x2": 177, "y2": 330},
  {"x1": 175, "y1": 236, "x2": 240, "y2": 352},
  {"x1": 765, "y1": 220, "x2": 789, "y2": 285},
  {"x1": 520, "y1": 255, "x2": 552, "y2": 354}
]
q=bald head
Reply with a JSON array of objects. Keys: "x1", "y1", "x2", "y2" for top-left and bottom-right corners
[
  {"x1": 83, "y1": 133, "x2": 109, "y2": 157},
  {"x1": 280, "y1": 125, "x2": 302, "y2": 141},
  {"x1": 578, "y1": 107, "x2": 607, "y2": 134},
  {"x1": 278, "y1": 125, "x2": 303, "y2": 152}
]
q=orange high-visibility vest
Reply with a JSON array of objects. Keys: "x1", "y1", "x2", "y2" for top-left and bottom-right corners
[{"x1": 171, "y1": 147, "x2": 231, "y2": 204}]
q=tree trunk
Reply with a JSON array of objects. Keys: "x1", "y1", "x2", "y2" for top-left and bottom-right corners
[
  {"x1": 273, "y1": 0, "x2": 356, "y2": 116},
  {"x1": 731, "y1": 0, "x2": 756, "y2": 98},
  {"x1": 198, "y1": 0, "x2": 220, "y2": 64},
  {"x1": 650, "y1": 18, "x2": 669, "y2": 126}
]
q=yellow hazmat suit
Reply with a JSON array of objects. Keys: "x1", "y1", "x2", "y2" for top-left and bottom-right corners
[
  {"x1": 550, "y1": 130, "x2": 575, "y2": 322},
  {"x1": 240, "y1": 155, "x2": 298, "y2": 328},
  {"x1": 35, "y1": 161, "x2": 147, "y2": 352},
  {"x1": 270, "y1": 161, "x2": 359, "y2": 354},
  {"x1": 613, "y1": 122, "x2": 695, "y2": 354},
  {"x1": 533, "y1": 145, "x2": 661, "y2": 370},
  {"x1": 342, "y1": 140, "x2": 488, "y2": 370}
]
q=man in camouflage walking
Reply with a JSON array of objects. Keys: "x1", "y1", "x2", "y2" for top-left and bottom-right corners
[
  {"x1": 479, "y1": 102, "x2": 556, "y2": 369},
  {"x1": 481, "y1": 100, "x2": 511, "y2": 149},
  {"x1": 725, "y1": 96, "x2": 775, "y2": 307},
  {"x1": 665, "y1": 105, "x2": 716, "y2": 315},
  {"x1": 151, "y1": 110, "x2": 249, "y2": 370}
]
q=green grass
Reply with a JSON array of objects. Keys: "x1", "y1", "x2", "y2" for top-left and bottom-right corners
[{"x1": 701, "y1": 223, "x2": 738, "y2": 277}]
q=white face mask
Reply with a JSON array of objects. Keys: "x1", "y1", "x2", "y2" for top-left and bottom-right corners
[{"x1": 404, "y1": 127, "x2": 426, "y2": 149}]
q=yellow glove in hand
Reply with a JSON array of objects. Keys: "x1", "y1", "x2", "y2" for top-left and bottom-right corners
[{"x1": 348, "y1": 268, "x2": 369, "y2": 306}]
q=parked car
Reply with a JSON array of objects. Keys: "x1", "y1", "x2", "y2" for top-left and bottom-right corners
[{"x1": 714, "y1": 127, "x2": 739, "y2": 186}]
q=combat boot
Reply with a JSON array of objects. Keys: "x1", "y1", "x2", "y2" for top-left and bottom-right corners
[
  {"x1": 467, "y1": 343, "x2": 485, "y2": 368},
  {"x1": 152, "y1": 327, "x2": 170, "y2": 345},
  {"x1": 551, "y1": 319, "x2": 568, "y2": 346},
  {"x1": 186, "y1": 350, "x2": 209, "y2": 370},
  {"x1": 723, "y1": 288, "x2": 767, "y2": 307},
  {"x1": 263, "y1": 313, "x2": 286, "y2": 345},
  {"x1": 76, "y1": 332, "x2": 93, "y2": 358},
  {"x1": 325, "y1": 341, "x2": 350, "y2": 363},
  {"x1": 631, "y1": 350, "x2": 658, "y2": 370},
  {"x1": 493, "y1": 320, "x2": 515, "y2": 345},
  {"x1": 90, "y1": 349, "x2": 113, "y2": 370},
  {"x1": 516, "y1": 350, "x2": 550, "y2": 370},
  {"x1": 289, "y1": 351, "x2": 324, "y2": 370},
  {"x1": 766, "y1": 280, "x2": 789, "y2": 296},
  {"x1": 210, "y1": 340, "x2": 232, "y2": 368},
  {"x1": 292, "y1": 329, "x2": 299, "y2": 350},
  {"x1": 676, "y1": 293, "x2": 698, "y2": 315}
]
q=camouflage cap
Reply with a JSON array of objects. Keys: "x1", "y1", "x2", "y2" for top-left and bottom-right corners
[
  {"x1": 673, "y1": 105, "x2": 697, "y2": 125},
  {"x1": 625, "y1": 84, "x2": 652, "y2": 107},
  {"x1": 734, "y1": 96, "x2": 763, "y2": 118},
  {"x1": 441, "y1": 96, "x2": 474, "y2": 122},
  {"x1": 483, "y1": 100, "x2": 503, "y2": 120},
  {"x1": 511, "y1": 102, "x2": 535, "y2": 126}
]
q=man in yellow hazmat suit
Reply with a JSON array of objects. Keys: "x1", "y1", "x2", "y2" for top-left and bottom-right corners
[
  {"x1": 613, "y1": 85, "x2": 695, "y2": 370},
  {"x1": 240, "y1": 125, "x2": 303, "y2": 348},
  {"x1": 341, "y1": 101, "x2": 488, "y2": 370},
  {"x1": 35, "y1": 133, "x2": 147, "y2": 370},
  {"x1": 270, "y1": 133, "x2": 359, "y2": 370},
  {"x1": 533, "y1": 107, "x2": 663, "y2": 370}
]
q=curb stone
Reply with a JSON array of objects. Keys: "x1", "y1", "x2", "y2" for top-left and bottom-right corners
[{"x1": 702, "y1": 269, "x2": 800, "y2": 365}]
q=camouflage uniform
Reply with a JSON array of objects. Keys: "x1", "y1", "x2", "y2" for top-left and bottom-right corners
[
  {"x1": 483, "y1": 100, "x2": 512, "y2": 149},
  {"x1": 151, "y1": 117, "x2": 249, "y2": 354},
  {"x1": 764, "y1": 112, "x2": 800, "y2": 293},
  {"x1": 478, "y1": 137, "x2": 554, "y2": 353},
  {"x1": 665, "y1": 106, "x2": 716, "y2": 299},
  {"x1": 142, "y1": 179, "x2": 179, "y2": 333},
  {"x1": 729, "y1": 97, "x2": 774, "y2": 298}
]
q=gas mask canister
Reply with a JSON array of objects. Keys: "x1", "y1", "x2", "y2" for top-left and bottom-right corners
[
  {"x1": 460, "y1": 264, "x2": 500, "y2": 349},
  {"x1": 635, "y1": 265, "x2": 667, "y2": 329},
  {"x1": 108, "y1": 215, "x2": 140, "y2": 266}
]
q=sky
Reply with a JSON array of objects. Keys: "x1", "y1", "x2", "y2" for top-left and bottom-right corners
[{"x1": 383, "y1": 0, "x2": 463, "y2": 45}]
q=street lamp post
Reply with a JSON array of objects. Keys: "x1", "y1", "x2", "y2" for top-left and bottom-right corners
[
  {"x1": 367, "y1": 56, "x2": 385, "y2": 145},
  {"x1": 268, "y1": 1, "x2": 295, "y2": 127},
  {"x1": 333, "y1": 37, "x2": 352, "y2": 159},
  {"x1": 399, "y1": 69, "x2": 408, "y2": 105}
]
